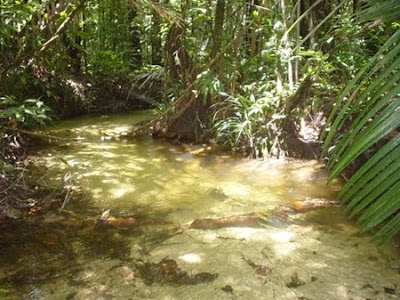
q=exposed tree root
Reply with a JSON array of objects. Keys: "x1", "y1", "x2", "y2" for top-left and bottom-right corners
[{"x1": 3, "y1": 127, "x2": 83, "y2": 142}]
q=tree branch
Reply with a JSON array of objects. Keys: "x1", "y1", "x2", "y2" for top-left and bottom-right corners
[
  {"x1": 38, "y1": 2, "x2": 84, "y2": 55},
  {"x1": 0, "y1": 1, "x2": 84, "y2": 79}
]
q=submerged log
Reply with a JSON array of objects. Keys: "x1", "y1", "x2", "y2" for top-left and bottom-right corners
[
  {"x1": 188, "y1": 199, "x2": 340, "y2": 231},
  {"x1": 94, "y1": 216, "x2": 137, "y2": 229},
  {"x1": 292, "y1": 198, "x2": 340, "y2": 212},
  {"x1": 189, "y1": 212, "x2": 262, "y2": 230},
  {"x1": 49, "y1": 210, "x2": 140, "y2": 230}
]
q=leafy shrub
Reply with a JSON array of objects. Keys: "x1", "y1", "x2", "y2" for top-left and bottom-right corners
[
  {"x1": 194, "y1": 70, "x2": 222, "y2": 104},
  {"x1": 0, "y1": 95, "x2": 52, "y2": 129},
  {"x1": 213, "y1": 86, "x2": 285, "y2": 158}
]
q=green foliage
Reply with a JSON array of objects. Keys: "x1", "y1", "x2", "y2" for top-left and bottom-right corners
[
  {"x1": 213, "y1": 85, "x2": 284, "y2": 158},
  {"x1": 87, "y1": 49, "x2": 131, "y2": 77},
  {"x1": 153, "y1": 101, "x2": 170, "y2": 115},
  {"x1": 322, "y1": 0, "x2": 400, "y2": 243},
  {"x1": 194, "y1": 70, "x2": 222, "y2": 104},
  {"x1": 0, "y1": 0, "x2": 144, "y2": 116},
  {"x1": 0, "y1": 159, "x2": 14, "y2": 177},
  {"x1": 298, "y1": 49, "x2": 337, "y2": 105},
  {"x1": 357, "y1": 0, "x2": 400, "y2": 23},
  {"x1": 0, "y1": 96, "x2": 52, "y2": 128},
  {"x1": 325, "y1": 14, "x2": 368, "y2": 79}
]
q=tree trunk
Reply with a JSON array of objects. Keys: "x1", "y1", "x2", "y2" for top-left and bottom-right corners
[
  {"x1": 295, "y1": 0, "x2": 300, "y2": 83},
  {"x1": 151, "y1": 0, "x2": 162, "y2": 65},
  {"x1": 81, "y1": 6, "x2": 88, "y2": 71},
  {"x1": 300, "y1": 0, "x2": 309, "y2": 47},
  {"x1": 164, "y1": 24, "x2": 191, "y2": 85},
  {"x1": 64, "y1": 2, "x2": 85, "y2": 74},
  {"x1": 210, "y1": 0, "x2": 225, "y2": 60},
  {"x1": 248, "y1": 0, "x2": 260, "y2": 57},
  {"x1": 129, "y1": 9, "x2": 142, "y2": 67},
  {"x1": 280, "y1": 0, "x2": 293, "y2": 91}
]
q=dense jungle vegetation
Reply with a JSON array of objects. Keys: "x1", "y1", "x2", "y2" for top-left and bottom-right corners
[{"x1": 0, "y1": 0, "x2": 400, "y2": 242}]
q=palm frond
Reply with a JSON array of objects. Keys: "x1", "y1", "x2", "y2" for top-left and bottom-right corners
[
  {"x1": 322, "y1": 0, "x2": 400, "y2": 243},
  {"x1": 357, "y1": 0, "x2": 400, "y2": 23}
]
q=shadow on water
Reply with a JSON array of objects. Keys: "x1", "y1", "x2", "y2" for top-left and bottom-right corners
[{"x1": 0, "y1": 203, "x2": 187, "y2": 298}]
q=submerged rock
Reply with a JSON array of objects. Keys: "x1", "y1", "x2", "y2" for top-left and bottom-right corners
[
  {"x1": 384, "y1": 287, "x2": 396, "y2": 295},
  {"x1": 286, "y1": 272, "x2": 305, "y2": 288},
  {"x1": 204, "y1": 187, "x2": 229, "y2": 201},
  {"x1": 242, "y1": 255, "x2": 271, "y2": 277},
  {"x1": 135, "y1": 258, "x2": 218, "y2": 286},
  {"x1": 221, "y1": 285, "x2": 233, "y2": 294}
]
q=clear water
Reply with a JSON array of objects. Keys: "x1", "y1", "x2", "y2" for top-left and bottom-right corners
[{"x1": 0, "y1": 111, "x2": 399, "y2": 300}]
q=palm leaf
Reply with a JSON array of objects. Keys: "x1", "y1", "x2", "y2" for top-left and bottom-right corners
[
  {"x1": 338, "y1": 135, "x2": 400, "y2": 200},
  {"x1": 321, "y1": 29, "x2": 400, "y2": 149},
  {"x1": 327, "y1": 97, "x2": 400, "y2": 181},
  {"x1": 326, "y1": 55, "x2": 400, "y2": 170},
  {"x1": 322, "y1": 0, "x2": 400, "y2": 243},
  {"x1": 345, "y1": 150, "x2": 400, "y2": 212},
  {"x1": 372, "y1": 214, "x2": 400, "y2": 243},
  {"x1": 357, "y1": 0, "x2": 400, "y2": 23}
]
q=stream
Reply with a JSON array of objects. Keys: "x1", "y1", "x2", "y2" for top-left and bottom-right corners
[{"x1": 1, "y1": 111, "x2": 399, "y2": 299}]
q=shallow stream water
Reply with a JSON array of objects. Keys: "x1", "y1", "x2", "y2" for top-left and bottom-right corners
[{"x1": 0, "y1": 111, "x2": 399, "y2": 299}]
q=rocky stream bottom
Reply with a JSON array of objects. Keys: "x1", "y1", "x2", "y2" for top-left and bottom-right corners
[{"x1": 0, "y1": 206, "x2": 399, "y2": 300}]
